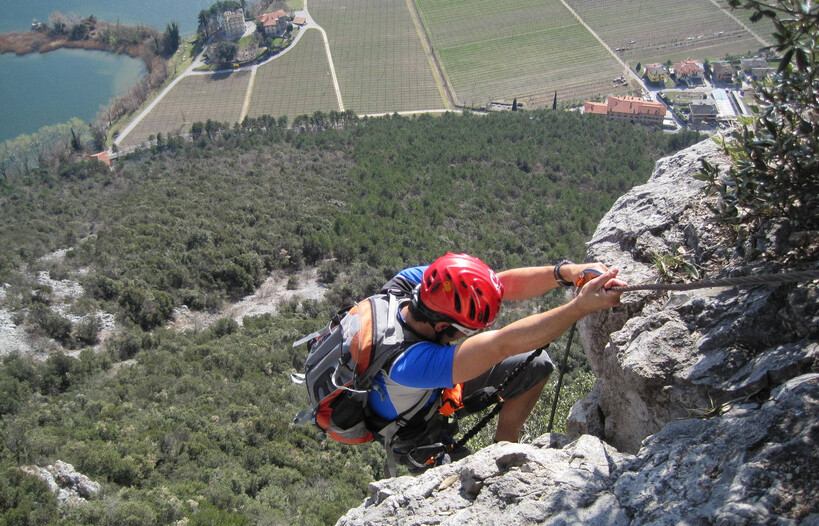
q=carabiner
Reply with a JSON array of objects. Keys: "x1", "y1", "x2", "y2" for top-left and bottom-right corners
[{"x1": 574, "y1": 269, "x2": 603, "y2": 288}]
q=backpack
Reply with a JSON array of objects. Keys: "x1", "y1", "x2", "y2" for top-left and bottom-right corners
[{"x1": 291, "y1": 293, "x2": 435, "y2": 447}]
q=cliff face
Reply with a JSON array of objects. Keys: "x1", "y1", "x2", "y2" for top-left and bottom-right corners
[
  {"x1": 336, "y1": 140, "x2": 819, "y2": 525},
  {"x1": 573, "y1": 139, "x2": 818, "y2": 454}
]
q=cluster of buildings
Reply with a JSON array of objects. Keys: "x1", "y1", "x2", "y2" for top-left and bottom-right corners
[
  {"x1": 643, "y1": 58, "x2": 773, "y2": 88},
  {"x1": 584, "y1": 96, "x2": 667, "y2": 127},
  {"x1": 584, "y1": 55, "x2": 772, "y2": 129},
  {"x1": 220, "y1": 8, "x2": 306, "y2": 41}
]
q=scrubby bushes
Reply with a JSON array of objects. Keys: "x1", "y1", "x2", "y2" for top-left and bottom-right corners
[
  {"x1": 0, "y1": 108, "x2": 706, "y2": 524},
  {"x1": 0, "y1": 468, "x2": 59, "y2": 525}
]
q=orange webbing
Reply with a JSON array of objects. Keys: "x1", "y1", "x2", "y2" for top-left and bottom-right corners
[
  {"x1": 350, "y1": 300, "x2": 373, "y2": 376},
  {"x1": 439, "y1": 383, "x2": 464, "y2": 417}
]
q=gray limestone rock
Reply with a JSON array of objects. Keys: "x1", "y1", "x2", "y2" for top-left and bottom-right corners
[
  {"x1": 572, "y1": 140, "x2": 817, "y2": 453},
  {"x1": 336, "y1": 140, "x2": 819, "y2": 526},
  {"x1": 338, "y1": 436, "x2": 631, "y2": 526},
  {"x1": 337, "y1": 375, "x2": 818, "y2": 525},
  {"x1": 20, "y1": 460, "x2": 101, "y2": 508}
]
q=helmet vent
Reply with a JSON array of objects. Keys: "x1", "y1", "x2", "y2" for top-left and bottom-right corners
[
  {"x1": 453, "y1": 292, "x2": 462, "y2": 313},
  {"x1": 468, "y1": 299, "x2": 476, "y2": 321}
]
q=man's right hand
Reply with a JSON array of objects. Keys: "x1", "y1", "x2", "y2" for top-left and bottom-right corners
[{"x1": 571, "y1": 268, "x2": 626, "y2": 316}]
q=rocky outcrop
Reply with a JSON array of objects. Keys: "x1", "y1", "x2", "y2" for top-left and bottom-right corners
[
  {"x1": 340, "y1": 375, "x2": 817, "y2": 525},
  {"x1": 20, "y1": 460, "x2": 101, "y2": 507},
  {"x1": 336, "y1": 140, "x2": 819, "y2": 525},
  {"x1": 573, "y1": 139, "x2": 818, "y2": 453}
]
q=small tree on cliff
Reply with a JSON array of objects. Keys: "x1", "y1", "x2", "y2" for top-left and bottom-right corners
[{"x1": 698, "y1": 0, "x2": 819, "y2": 241}]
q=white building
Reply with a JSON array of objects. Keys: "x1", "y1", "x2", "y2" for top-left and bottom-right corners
[{"x1": 223, "y1": 9, "x2": 245, "y2": 40}]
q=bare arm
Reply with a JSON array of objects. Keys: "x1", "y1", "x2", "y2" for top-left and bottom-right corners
[
  {"x1": 498, "y1": 262, "x2": 611, "y2": 301},
  {"x1": 452, "y1": 268, "x2": 625, "y2": 384}
]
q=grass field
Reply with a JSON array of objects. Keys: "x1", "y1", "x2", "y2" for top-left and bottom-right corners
[
  {"x1": 715, "y1": 0, "x2": 777, "y2": 46},
  {"x1": 119, "y1": 71, "x2": 251, "y2": 149},
  {"x1": 416, "y1": 0, "x2": 628, "y2": 108},
  {"x1": 310, "y1": 0, "x2": 445, "y2": 114},
  {"x1": 247, "y1": 28, "x2": 340, "y2": 120},
  {"x1": 565, "y1": 0, "x2": 767, "y2": 66},
  {"x1": 115, "y1": 0, "x2": 781, "y2": 149}
]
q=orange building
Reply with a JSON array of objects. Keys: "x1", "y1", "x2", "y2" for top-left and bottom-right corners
[
  {"x1": 584, "y1": 96, "x2": 666, "y2": 127},
  {"x1": 90, "y1": 150, "x2": 111, "y2": 167}
]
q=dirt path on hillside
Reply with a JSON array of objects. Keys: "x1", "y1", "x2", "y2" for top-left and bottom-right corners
[{"x1": 168, "y1": 267, "x2": 329, "y2": 331}]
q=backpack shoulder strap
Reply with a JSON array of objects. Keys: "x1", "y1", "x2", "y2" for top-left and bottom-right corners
[{"x1": 355, "y1": 294, "x2": 400, "y2": 381}]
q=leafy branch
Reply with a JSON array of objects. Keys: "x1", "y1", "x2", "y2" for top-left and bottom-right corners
[{"x1": 697, "y1": 0, "x2": 818, "y2": 237}]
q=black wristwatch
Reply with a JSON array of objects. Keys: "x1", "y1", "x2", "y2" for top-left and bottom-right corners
[{"x1": 554, "y1": 260, "x2": 575, "y2": 287}]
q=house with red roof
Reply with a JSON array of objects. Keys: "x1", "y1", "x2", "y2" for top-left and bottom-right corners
[
  {"x1": 257, "y1": 9, "x2": 288, "y2": 37},
  {"x1": 90, "y1": 151, "x2": 111, "y2": 167},
  {"x1": 674, "y1": 59, "x2": 705, "y2": 86},
  {"x1": 584, "y1": 96, "x2": 666, "y2": 127}
]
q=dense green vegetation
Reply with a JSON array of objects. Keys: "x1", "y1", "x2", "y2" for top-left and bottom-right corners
[{"x1": 0, "y1": 109, "x2": 702, "y2": 525}]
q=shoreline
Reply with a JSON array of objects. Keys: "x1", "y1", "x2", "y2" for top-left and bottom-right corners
[{"x1": 0, "y1": 31, "x2": 142, "y2": 58}]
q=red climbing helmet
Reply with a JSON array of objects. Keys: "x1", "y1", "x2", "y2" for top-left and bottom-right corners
[{"x1": 417, "y1": 253, "x2": 504, "y2": 332}]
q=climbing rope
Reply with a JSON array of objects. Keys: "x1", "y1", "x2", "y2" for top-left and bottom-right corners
[{"x1": 546, "y1": 323, "x2": 576, "y2": 433}]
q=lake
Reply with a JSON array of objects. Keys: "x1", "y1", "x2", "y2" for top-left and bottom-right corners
[{"x1": 0, "y1": 0, "x2": 213, "y2": 143}]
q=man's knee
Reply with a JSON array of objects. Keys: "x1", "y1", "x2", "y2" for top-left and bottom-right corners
[
  {"x1": 500, "y1": 353, "x2": 554, "y2": 400},
  {"x1": 529, "y1": 354, "x2": 554, "y2": 382},
  {"x1": 518, "y1": 353, "x2": 554, "y2": 391}
]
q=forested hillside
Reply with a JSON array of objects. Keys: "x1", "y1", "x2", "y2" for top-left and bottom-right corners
[{"x1": 0, "y1": 110, "x2": 701, "y2": 525}]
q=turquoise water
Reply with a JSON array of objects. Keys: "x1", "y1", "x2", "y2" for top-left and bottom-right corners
[
  {"x1": 0, "y1": 49, "x2": 145, "y2": 142},
  {"x1": 0, "y1": 0, "x2": 213, "y2": 35},
  {"x1": 0, "y1": 0, "x2": 212, "y2": 143}
]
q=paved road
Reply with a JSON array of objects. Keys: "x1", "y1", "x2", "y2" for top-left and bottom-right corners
[{"x1": 114, "y1": 2, "x2": 345, "y2": 150}]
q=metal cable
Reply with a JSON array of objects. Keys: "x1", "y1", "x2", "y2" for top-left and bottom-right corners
[
  {"x1": 455, "y1": 269, "x2": 818, "y2": 449},
  {"x1": 609, "y1": 269, "x2": 819, "y2": 293}
]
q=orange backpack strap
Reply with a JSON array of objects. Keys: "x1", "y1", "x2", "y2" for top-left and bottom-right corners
[{"x1": 438, "y1": 383, "x2": 464, "y2": 417}]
